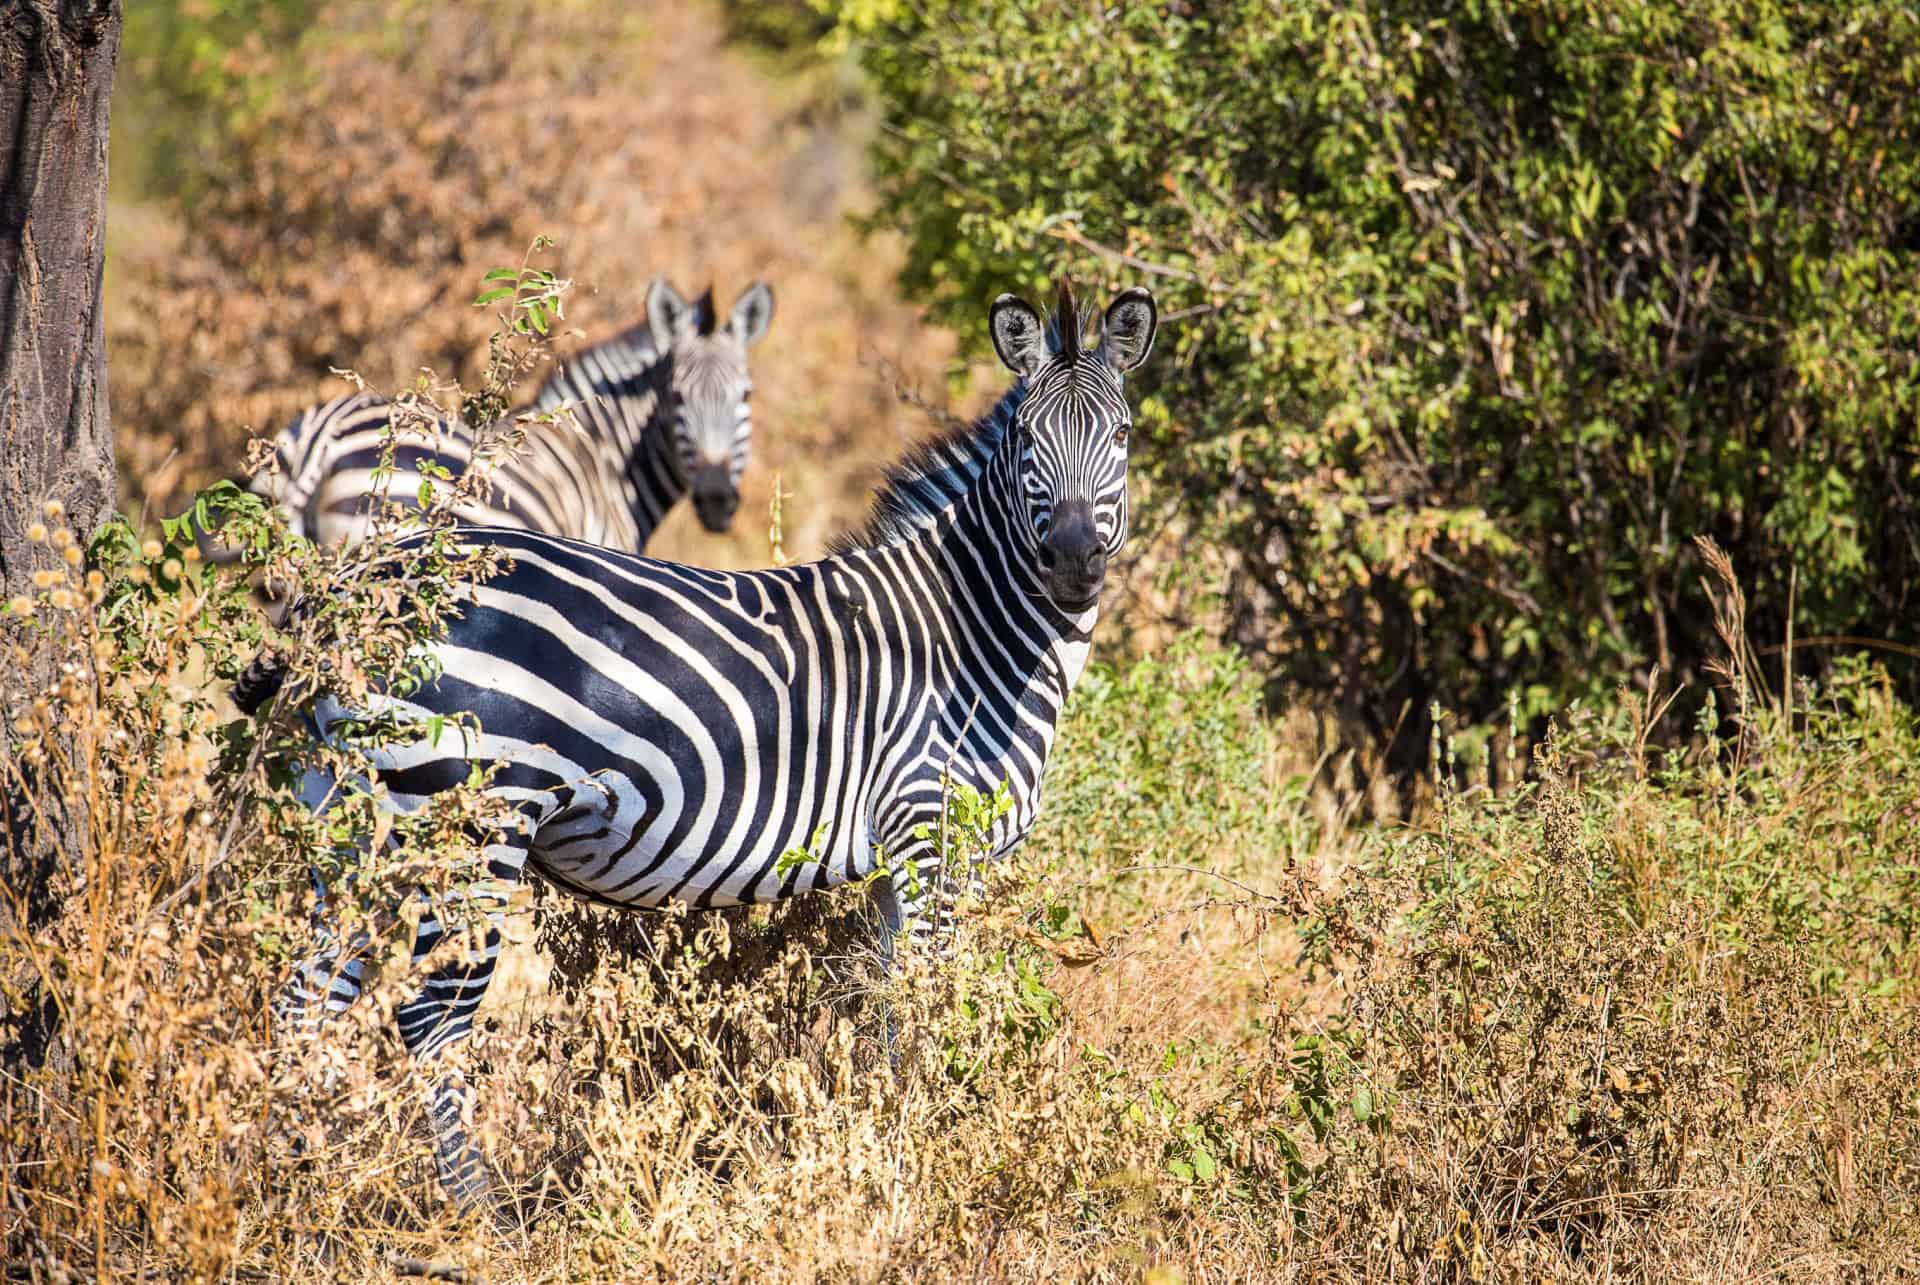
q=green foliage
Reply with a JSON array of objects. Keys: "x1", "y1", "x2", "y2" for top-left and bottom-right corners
[
  {"x1": 841, "y1": 0, "x2": 1920, "y2": 748},
  {"x1": 941, "y1": 946, "x2": 1063, "y2": 1085},
  {"x1": 912, "y1": 775, "x2": 1014, "y2": 865},
  {"x1": 120, "y1": 0, "x2": 325, "y2": 199},
  {"x1": 1037, "y1": 629, "x2": 1310, "y2": 866}
]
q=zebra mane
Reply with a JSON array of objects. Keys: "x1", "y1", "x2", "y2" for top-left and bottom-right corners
[
  {"x1": 831, "y1": 285, "x2": 1091, "y2": 555},
  {"x1": 826, "y1": 380, "x2": 1027, "y2": 554}
]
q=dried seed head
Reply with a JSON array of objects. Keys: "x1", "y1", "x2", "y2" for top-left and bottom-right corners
[
  {"x1": 63, "y1": 545, "x2": 83, "y2": 566},
  {"x1": 7, "y1": 596, "x2": 31, "y2": 617},
  {"x1": 42, "y1": 499, "x2": 64, "y2": 520},
  {"x1": 26, "y1": 522, "x2": 47, "y2": 543},
  {"x1": 142, "y1": 540, "x2": 164, "y2": 560}
]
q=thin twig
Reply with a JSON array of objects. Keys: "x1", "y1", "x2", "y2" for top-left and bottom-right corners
[
  {"x1": 1756, "y1": 633, "x2": 1920, "y2": 662},
  {"x1": 1102, "y1": 862, "x2": 1300, "y2": 908}
]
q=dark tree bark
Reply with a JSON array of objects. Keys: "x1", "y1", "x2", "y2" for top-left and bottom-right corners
[
  {"x1": 1, "y1": 0, "x2": 119, "y2": 602},
  {"x1": 0, "y1": 0, "x2": 121, "y2": 1066}
]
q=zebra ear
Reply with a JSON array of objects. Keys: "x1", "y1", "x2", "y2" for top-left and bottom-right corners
[
  {"x1": 730, "y1": 281, "x2": 774, "y2": 346},
  {"x1": 1098, "y1": 287, "x2": 1158, "y2": 373},
  {"x1": 990, "y1": 293, "x2": 1047, "y2": 379},
  {"x1": 647, "y1": 278, "x2": 693, "y2": 346}
]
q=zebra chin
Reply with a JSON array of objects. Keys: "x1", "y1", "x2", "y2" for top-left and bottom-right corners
[{"x1": 1047, "y1": 581, "x2": 1104, "y2": 615}]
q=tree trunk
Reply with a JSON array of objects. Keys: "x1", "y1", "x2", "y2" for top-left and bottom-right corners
[
  {"x1": 0, "y1": 0, "x2": 121, "y2": 1066},
  {"x1": 0, "y1": 0, "x2": 118, "y2": 594}
]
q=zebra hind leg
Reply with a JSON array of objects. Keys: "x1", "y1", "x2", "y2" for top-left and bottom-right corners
[
  {"x1": 272, "y1": 764, "x2": 374, "y2": 1162},
  {"x1": 394, "y1": 813, "x2": 535, "y2": 1216},
  {"x1": 272, "y1": 920, "x2": 372, "y2": 1177}
]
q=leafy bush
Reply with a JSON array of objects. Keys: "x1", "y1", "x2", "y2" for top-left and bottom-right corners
[
  {"x1": 840, "y1": 0, "x2": 1920, "y2": 757},
  {"x1": 1036, "y1": 629, "x2": 1309, "y2": 866},
  {"x1": 119, "y1": 0, "x2": 325, "y2": 199}
]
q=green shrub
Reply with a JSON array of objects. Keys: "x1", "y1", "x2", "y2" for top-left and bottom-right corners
[
  {"x1": 120, "y1": 0, "x2": 329, "y2": 200},
  {"x1": 839, "y1": 0, "x2": 1920, "y2": 754},
  {"x1": 1035, "y1": 629, "x2": 1312, "y2": 868}
]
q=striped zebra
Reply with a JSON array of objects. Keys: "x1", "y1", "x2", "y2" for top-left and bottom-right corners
[
  {"x1": 244, "y1": 277, "x2": 773, "y2": 553},
  {"x1": 253, "y1": 281, "x2": 1158, "y2": 1209}
]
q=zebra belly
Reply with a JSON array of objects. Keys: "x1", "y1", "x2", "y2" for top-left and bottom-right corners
[
  {"x1": 350, "y1": 706, "x2": 882, "y2": 912},
  {"x1": 524, "y1": 770, "x2": 877, "y2": 910}
]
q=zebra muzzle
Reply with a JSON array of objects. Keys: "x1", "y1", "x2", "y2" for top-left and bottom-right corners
[
  {"x1": 1038, "y1": 501, "x2": 1106, "y2": 611},
  {"x1": 690, "y1": 466, "x2": 740, "y2": 533}
]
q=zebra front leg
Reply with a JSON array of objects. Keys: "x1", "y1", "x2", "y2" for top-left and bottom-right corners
[
  {"x1": 276, "y1": 760, "x2": 373, "y2": 1050},
  {"x1": 870, "y1": 839, "x2": 982, "y2": 959},
  {"x1": 271, "y1": 762, "x2": 378, "y2": 1176},
  {"x1": 394, "y1": 815, "x2": 533, "y2": 1214},
  {"x1": 864, "y1": 843, "x2": 961, "y2": 1069}
]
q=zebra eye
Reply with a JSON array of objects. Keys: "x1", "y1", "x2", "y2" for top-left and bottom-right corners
[{"x1": 1113, "y1": 424, "x2": 1130, "y2": 447}]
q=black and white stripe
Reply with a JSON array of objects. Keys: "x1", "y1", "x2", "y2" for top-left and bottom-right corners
[
  {"x1": 248, "y1": 278, "x2": 773, "y2": 554},
  {"x1": 268, "y1": 282, "x2": 1158, "y2": 1208}
]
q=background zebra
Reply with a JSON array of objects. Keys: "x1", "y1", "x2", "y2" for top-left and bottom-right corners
[
  {"x1": 238, "y1": 277, "x2": 773, "y2": 554},
  {"x1": 254, "y1": 281, "x2": 1157, "y2": 1209}
]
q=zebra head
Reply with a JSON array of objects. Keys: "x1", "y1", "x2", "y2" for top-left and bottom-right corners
[
  {"x1": 646, "y1": 277, "x2": 775, "y2": 533},
  {"x1": 989, "y1": 281, "x2": 1158, "y2": 614}
]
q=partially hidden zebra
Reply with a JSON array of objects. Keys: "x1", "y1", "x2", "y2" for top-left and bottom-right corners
[
  {"x1": 247, "y1": 281, "x2": 1157, "y2": 1209},
  {"x1": 243, "y1": 277, "x2": 773, "y2": 554}
]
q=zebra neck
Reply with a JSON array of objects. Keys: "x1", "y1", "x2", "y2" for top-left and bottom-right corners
[
  {"x1": 533, "y1": 329, "x2": 681, "y2": 545},
  {"x1": 623, "y1": 413, "x2": 686, "y2": 543},
  {"x1": 925, "y1": 448, "x2": 1098, "y2": 750}
]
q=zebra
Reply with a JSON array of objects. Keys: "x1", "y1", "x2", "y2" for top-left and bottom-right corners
[
  {"x1": 248, "y1": 280, "x2": 1158, "y2": 1210},
  {"x1": 240, "y1": 277, "x2": 774, "y2": 554}
]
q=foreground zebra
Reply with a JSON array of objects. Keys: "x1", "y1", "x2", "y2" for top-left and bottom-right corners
[
  {"x1": 252, "y1": 281, "x2": 1157, "y2": 1209},
  {"x1": 248, "y1": 277, "x2": 773, "y2": 552}
]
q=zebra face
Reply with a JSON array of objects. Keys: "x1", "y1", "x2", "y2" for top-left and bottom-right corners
[
  {"x1": 990, "y1": 283, "x2": 1158, "y2": 614},
  {"x1": 647, "y1": 278, "x2": 775, "y2": 533}
]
